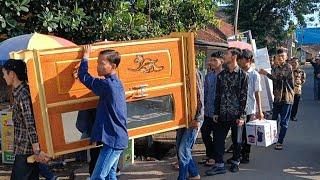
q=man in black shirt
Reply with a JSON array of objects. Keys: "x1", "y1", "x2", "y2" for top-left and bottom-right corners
[{"x1": 205, "y1": 48, "x2": 248, "y2": 175}]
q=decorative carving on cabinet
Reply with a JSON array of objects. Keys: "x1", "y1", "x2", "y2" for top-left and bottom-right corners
[{"x1": 128, "y1": 55, "x2": 164, "y2": 73}]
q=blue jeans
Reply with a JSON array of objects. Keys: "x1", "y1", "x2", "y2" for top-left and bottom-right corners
[
  {"x1": 177, "y1": 128, "x2": 200, "y2": 180},
  {"x1": 91, "y1": 145, "x2": 123, "y2": 180},
  {"x1": 272, "y1": 103, "x2": 292, "y2": 144},
  {"x1": 39, "y1": 163, "x2": 55, "y2": 180},
  {"x1": 314, "y1": 78, "x2": 320, "y2": 100}
]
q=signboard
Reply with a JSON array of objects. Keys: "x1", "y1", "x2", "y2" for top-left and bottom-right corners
[
  {"x1": 254, "y1": 48, "x2": 273, "y2": 112},
  {"x1": 1, "y1": 110, "x2": 15, "y2": 164},
  {"x1": 9, "y1": 32, "x2": 198, "y2": 157}
]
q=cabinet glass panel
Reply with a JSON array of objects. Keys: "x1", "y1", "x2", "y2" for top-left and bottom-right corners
[
  {"x1": 61, "y1": 95, "x2": 174, "y2": 143},
  {"x1": 127, "y1": 95, "x2": 174, "y2": 129}
]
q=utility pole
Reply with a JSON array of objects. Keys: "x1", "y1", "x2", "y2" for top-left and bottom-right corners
[{"x1": 234, "y1": 0, "x2": 240, "y2": 37}]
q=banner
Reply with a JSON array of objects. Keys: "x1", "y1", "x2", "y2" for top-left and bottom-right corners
[
  {"x1": 254, "y1": 48, "x2": 274, "y2": 112},
  {"x1": 1, "y1": 110, "x2": 15, "y2": 164}
]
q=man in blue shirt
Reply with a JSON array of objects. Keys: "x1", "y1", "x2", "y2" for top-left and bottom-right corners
[
  {"x1": 78, "y1": 45, "x2": 128, "y2": 180},
  {"x1": 200, "y1": 51, "x2": 224, "y2": 166}
]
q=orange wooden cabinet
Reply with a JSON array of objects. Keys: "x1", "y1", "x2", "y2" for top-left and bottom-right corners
[{"x1": 9, "y1": 32, "x2": 197, "y2": 157}]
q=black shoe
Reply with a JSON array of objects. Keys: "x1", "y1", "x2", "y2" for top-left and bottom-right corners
[
  {"x1": 205, "y1": 165, "x2": 227, "y2": 176},
  {"x1": 240, "y1": 156, "x2": 250, "y2": 164},
  {"x1": 230, "y1": 164, "x2": 239, "y2": 173}
]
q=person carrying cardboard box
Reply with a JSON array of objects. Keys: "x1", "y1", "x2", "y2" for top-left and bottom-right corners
[
  {"x1": 259, "y1": 49, "x2": 294, "y2": 150},
  {"x1": 237, "y1": 49, "x2": 263, "y2": 163}
]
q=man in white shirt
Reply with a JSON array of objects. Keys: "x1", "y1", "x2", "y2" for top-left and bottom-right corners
[{"x1": 238, "y1": 49, "x2": 263, "y2": 163}]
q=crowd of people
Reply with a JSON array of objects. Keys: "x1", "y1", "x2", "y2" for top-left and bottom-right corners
[
  {"x1": 175, "y1": 48, "x2": 316, "y2": 179},
  {"x1": 2, "y1": 42, "x2": 320, "y2": 180}
]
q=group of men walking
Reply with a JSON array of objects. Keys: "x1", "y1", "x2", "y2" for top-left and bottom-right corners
[{"x1": 176, "y1": 48, "x2": 309, "y2": 179}]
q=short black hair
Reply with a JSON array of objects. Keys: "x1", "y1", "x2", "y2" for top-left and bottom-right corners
[
  {"x1": 241, "y1": 49, "x2": 254, "y2": 61},
  {"x1": 227, "y1": 47, "x2": 242, "y2": 58},
  {"x1": 210, "y1": 51, "x2": 224, "y2": 58},
  {"x1": 277, "y1": 48, "x2": 287, "y2": 55},
  {"x1": 2, "y1": 59, "x2": 28, "y2": 82},
  {"x1": 99, "y1": 50, "x2": 121, "y2": 67}
]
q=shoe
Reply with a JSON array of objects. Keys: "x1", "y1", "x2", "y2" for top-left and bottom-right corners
[
  {"x1": 205, "y1": 165, "x2": 227, "y2": 176},
  {"x1": 188, "y1": 175, "x2": 201, "y2": 179},
  {"x1": 240, "y1": 156, "x2": 250, "y2": 164},
  {"x1": 230, "y1": 164, "x2": 239, "y2": 173},
  {"x1": 274, "y1": 143, "x2": 283, "y2": 150}
]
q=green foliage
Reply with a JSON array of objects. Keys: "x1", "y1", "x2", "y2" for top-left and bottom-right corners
[
  {"x1": 0, "y1": 0, "x2": 219, "y2": 44},
  {"x1": 196, "y1": 50, "x2": 207, "y2": 71},
  {"x1": 223, "y1": 0, "x2": 319, "y2": 49}
]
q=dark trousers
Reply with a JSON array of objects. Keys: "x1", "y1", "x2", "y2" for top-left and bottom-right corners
[
  {"x1": 89, "y1": 146, "x2": 102, "y2": 175},
  {"x1": 214, "y1": 121, "x2": 241, "y2": 164},
  {"x1": 200, "y1": 116, "x2": 216, "y2": 159},
  {"x1": 241, "y1": 114, "x2": 253, "y2": 158},
  {"x1": 314, "y1": 78, "x2": 320, "y2": 100},
  {"x1": 291, "y1": 94, "x2": 301, "y2": 119},
  {"x1": 272, "y1": 103, "x2": 292, "y2": 144},
  {"x1": 11, "y1": 155, "x2": 39, "y2": 180}
]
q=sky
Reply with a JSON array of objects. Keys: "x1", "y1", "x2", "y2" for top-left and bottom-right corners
[{"x1": 304, "y1": 11, "x2": 320, "y2": 28}]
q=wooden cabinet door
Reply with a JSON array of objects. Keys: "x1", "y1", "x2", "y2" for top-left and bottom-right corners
[{"x1": 11, "y1": 33, "x2": 197, "y2": 157}]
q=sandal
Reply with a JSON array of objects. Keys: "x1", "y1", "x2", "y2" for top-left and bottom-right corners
[
  {"x1": 275, "y1": 143, "x2": 283, "y2": 150},
  {"x1": 205, "y1": 159, "x2": 215, "y2": 166}
]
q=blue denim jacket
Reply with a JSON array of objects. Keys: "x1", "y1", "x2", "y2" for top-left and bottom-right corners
[{"x1": 78, "y1": 59, "x2": 128, "y2": 149}]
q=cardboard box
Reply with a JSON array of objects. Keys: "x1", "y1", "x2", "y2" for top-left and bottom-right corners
[{"x1": 246, "y1": 120, "x2": 277, "y2": 147}]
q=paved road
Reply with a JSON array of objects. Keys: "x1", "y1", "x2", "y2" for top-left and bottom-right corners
[{"x1": 117, "y1": 65, "x2": 320, "y2": 180}]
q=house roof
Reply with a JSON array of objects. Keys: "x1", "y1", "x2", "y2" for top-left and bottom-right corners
[
  {"x1": 297, "y1": 45, "x2": 320, "y2": 57},
  {"x1": 196, "y1": 19, "x2": 234, "y2": 43}
]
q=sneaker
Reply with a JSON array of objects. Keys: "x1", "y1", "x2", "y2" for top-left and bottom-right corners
[
  {"x1": 230, "y1": 164, "x2": 239, "y2": 173},
  {"x1": 205, "y1": 165, "x2": 227, "y2": 176}
]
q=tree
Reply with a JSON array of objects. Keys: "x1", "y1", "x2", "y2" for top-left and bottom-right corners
[
  {"x1": 0, "y1": 0, "x2": 219, "y2": 44},
  {"x1": 223, "y1": 0, "x2": 319, "y2": 49}
]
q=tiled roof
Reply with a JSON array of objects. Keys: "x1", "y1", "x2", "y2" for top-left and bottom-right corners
[{"x1": 197, "y1": 20, "x2": 234, "y2": 43}]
